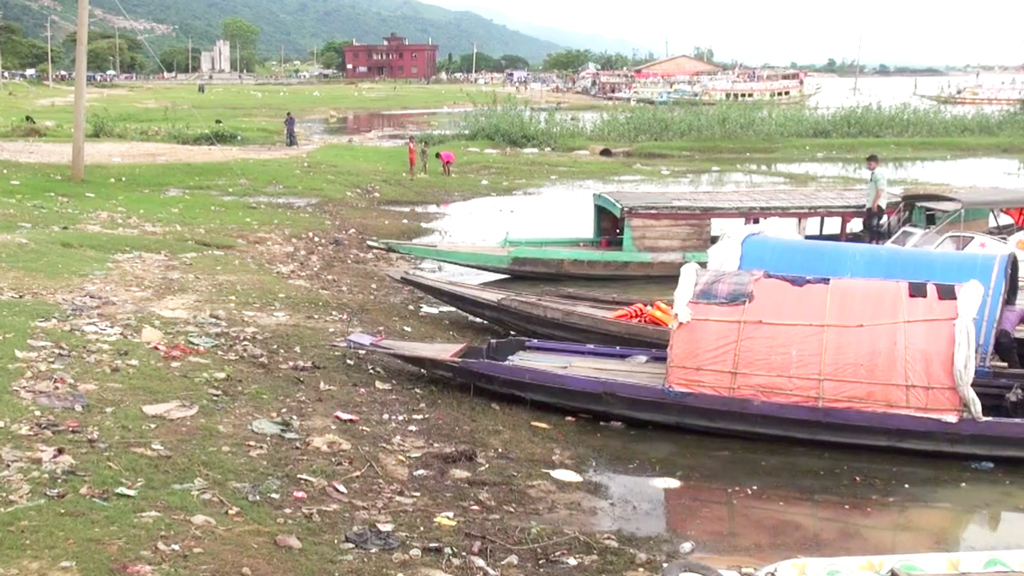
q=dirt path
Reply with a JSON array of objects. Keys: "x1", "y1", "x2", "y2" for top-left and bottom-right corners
[{"x1": 0, "y1": 141, "x2": 313, "y2": 164}]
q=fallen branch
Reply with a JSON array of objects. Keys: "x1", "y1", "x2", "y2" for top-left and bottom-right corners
[{"x1": 357, "y1": 445, "x2": 383, "y2": 477}]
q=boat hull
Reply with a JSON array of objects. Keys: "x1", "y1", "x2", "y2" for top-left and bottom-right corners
[
  {"x1": 918, "y1": 94, "x2": 1024, "y2": 106},
  {"x1": 357, "y1": 337, "x2": 1024, "y2": 460},
  {"x1": 369, "y1": 240, "x2": 688, "y2": 279},
  {"x1": 391, "y1": 272, "x2": 669, "y2": 348}
]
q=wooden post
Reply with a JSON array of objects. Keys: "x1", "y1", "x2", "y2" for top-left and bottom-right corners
[
  {"x1": 280, "y1": 45, "x2": 284, "y2": 78},
  {"x1": 188, "y1": 36, "x2": 192, "y2": 74},
  {"x1": 0, "y1": 10, "x2": 5, "y2": 91},
  {"x1": 839, "y1": 217, "x2": 849, "y2": 242},
  {"x1": 46, "y1": 16, "x2": 53, "y2": 88},
  {"x1": 71, "y1": 0, "x2": 90, "y2": 182}
]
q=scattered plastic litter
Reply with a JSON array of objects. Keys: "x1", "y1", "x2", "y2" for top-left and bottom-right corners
[
  {"x1": 116, "y1": 487, "x2": 139, "y2": 497},
  {"x1": 190, "y1": 514, "x2": 217, "y2": 526},
  {"x1": 374, "y1": 380, "x2": 393, "y2": 390},
  {"x1": 333, "y1": 411, "x2": 360, "y2": 422},
  {"x1": 544, "y1": 469, "x2": 584, "y2": 483},
  {"x1": 140, "y1": 327, "x2": 164, "y2": 344},
  {"x1": 150, "y1": 342, "x2": 205, "y2": 360},
  {"x1": 530, "y1": 421, "x2": 551, "y2": 429},
  {"x1": 469, "y1": 555, "x2": 499, "y2": 576},
  {"x1": 275, "y1": 534, "x2": 303, "y2": 550},
  {"x1": 679, "y1": 540, "x2": 696, "y2": 555},
  {"x1": 345, "y1": 527, "x2": 402, "y2": 550},
  {"x1": 250, "y1": 418, "x2": 302, "y2": 440},
  {"x1": 970, "y1": 461, "x2": 995, "y2": 471},
  {"x1": 33, "y1": 391, "x2": 88, "y2": 409},
  {"x1": 305, "y1": 434, "x2": 351, "y2": 452},
  {"x1": 142, "y1": 401, "x2": 198, "y2": 420},
  {"x1": 187, "y1": 335, "x2": 219, "y2": 349},
  {"x1": 433, "y1": 514, "x2": 458, "y2": 527}
]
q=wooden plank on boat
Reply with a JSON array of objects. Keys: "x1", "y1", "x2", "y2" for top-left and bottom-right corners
[
  {"x1": 604, "y1": 189, "x2": 866, "y2": 216},
  {"x1": 379, "y1": 340, "x2": 468, "y2": 359}
]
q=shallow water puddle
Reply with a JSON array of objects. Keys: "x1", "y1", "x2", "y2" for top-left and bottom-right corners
[{"x1": 561, "y1": 427, "x2": 1024, "y2": 564}]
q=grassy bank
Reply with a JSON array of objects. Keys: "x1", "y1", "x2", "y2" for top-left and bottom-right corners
[
  {"x1": 459, "y1": 102, "x2": 1024, "y2": 149},
  {"x1": 0, "y1": 82, "x2": 503, "y2": 144}
]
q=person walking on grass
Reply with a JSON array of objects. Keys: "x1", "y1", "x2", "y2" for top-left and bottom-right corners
[
  {"x1": 436, "y1": 150, "x2": 456, "y2": 176},
  {"x1": 864, "y1": 154, "x2": 887, "y2": 244},
  {"x1": 284, "y1": 112, "x2": 297, "y2": 147},
  {"x1": 408, "y1": 136, "x2": 417, "y2": 180}
]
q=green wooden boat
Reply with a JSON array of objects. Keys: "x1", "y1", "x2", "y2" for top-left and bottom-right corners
[{"x1": 369, "y1": 189, "x2": 866, "y2": 280}]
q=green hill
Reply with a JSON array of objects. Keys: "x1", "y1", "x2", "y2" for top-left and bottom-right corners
[{"x1": 0, "y1": 0, "x2": 564, "y2": 64}]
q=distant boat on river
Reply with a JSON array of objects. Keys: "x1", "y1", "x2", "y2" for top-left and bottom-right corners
[
  {"x1": 917, "y1": 81, "x2": 1024, "y2": 105},
  {"x1": 672, "y1": 69, "x2": 821, "y2": 105}
]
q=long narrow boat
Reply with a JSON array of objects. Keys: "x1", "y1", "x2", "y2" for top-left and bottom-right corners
[
  {"x1": 391, "y1": 237, "x2": 1015, "y2": 358},
  {"x1": 351, "y1": 273, "x2": 1024, "y2": 459},
  {"x1": 388, "y1": 271, "x2": 669, "y2": 348},
  {"x1": 369, "y1": 189, "x2": 867, "y2": 280}
]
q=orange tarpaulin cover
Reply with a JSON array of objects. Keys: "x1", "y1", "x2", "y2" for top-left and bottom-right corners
[{"x1": 666, "y1": 277, "x2": 963, "y2": 420}]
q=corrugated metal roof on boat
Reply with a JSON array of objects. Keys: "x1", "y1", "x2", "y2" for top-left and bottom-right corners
[{"x1": 600, "y1": 189, "x2": 867, "y2": 216}]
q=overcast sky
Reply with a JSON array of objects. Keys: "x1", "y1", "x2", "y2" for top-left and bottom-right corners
[{"x1": 422, "y1": 0, "x2": 1024, "y2": 65}]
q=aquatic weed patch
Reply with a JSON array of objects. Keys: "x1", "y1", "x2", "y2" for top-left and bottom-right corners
[{"x1": 460, "y1": 101, "x2": 1024, "y2": 147}]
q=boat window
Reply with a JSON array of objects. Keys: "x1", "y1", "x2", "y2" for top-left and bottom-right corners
[
  {"x1": 887, "y1": 228, "x2": 920, "y2": 247},
  {"x1": 934, "y1": 234, "x2": 975, "y2": 252},
  {"x1": 784, "y1": 91, "x2": 791, "y2": 96}
]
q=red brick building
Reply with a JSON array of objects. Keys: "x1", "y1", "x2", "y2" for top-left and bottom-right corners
[{"x1": 343, "y1": 33, "x2": 439, "y2": 80}]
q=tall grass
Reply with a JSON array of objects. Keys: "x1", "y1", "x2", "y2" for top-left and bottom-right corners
[
  {"x1": 86, "y1": 110, "x2": 244, "y2": 145},
  {"x1": 458, "y1": 101, "x2": 1024, "y2": 147}
]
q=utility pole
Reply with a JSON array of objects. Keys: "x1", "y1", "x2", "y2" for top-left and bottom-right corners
[
  {"x1": 114, "y1": 26, "x2": 120, "y2": 76},
  {"x1": 236, "y1": 41, "x2": 240, "y2": 74},
  {"x1": 71, "y1": 0, "x2": 90, "y2": 182},
  {"x1": 188, "y1": 36, "x2": 192, "y2": 74},
  {"x1": 280, "y1": 45, "x2": 284, "y2": 78},
  {"x1": 853, "y1": 34, "x2": 863, "y2": 95},
  {"x1": 471, "y1": 41, "x2": 477, "y2": 75},
  {"x1": 46, "y1": 15, "x2": 54, "y2": 87},
  {"x1": 0, "y1": 10, "x2": 5, "y2": 91},
  {"x1": 313, "y1": 45, "x2": 317, "y2": 68},
  {"x1": 665, "y1": 38, "x2": 669, "y2": 58}
]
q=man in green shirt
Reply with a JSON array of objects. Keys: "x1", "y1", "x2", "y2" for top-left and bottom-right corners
[{"x1": 864, "y1": 154, "x2": 887, "y2": 244}]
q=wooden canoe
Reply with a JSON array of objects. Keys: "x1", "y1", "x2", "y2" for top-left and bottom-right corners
[
  {"x1": 348, "y1": 333, "x2": 1024, "y2": 460},
  {"x1": 368, "y1": 240, "x2": 691, "y2": 280},
  {"x1": 389, "y1": 271, "x2": 669, "y2": 348}
]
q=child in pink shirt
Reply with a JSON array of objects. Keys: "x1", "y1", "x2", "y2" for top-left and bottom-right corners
[{"x1": 435, "y1": 151, "x2": 455, "y2": 176}]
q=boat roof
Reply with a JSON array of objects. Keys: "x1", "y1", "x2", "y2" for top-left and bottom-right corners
[
  {"x1": 899, "y1": 188, "x2": 1024, "y2": 210},
  {"x1": 596, "y1": 189, "x2": 866, "y2": 218}
]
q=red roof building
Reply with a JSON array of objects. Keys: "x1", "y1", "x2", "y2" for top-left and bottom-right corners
[{"x1": 343, "y1": 33, "x2": 439, "y2": 80}]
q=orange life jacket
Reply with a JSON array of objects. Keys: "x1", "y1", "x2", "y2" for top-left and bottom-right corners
[{"x1": 610, "y1": 303, "x2": 647, "y2": 320}]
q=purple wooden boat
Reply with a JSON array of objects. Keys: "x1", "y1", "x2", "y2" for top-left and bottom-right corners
[
  {"x1": 347, "y1": 333, "x2": 1024, "y2": 460},
  {"x1": 350, "y1": 271, "x2": 1024, "y2": 459}
]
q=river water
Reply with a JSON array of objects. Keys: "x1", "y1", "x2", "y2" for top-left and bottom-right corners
[
  {"x1": 402, "y1": 157, "x2": 1024, "y2": 286},
  {"x1": 400, "y1": 157, "x2": 1024, "y2": 563}
]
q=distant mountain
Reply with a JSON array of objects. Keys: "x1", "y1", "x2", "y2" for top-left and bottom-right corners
[
  {"x1": 0, "y1": 0, "x2": 564, "y2": 63},
  {"x1": 440, "y1": 3, "x2": 649, "y2": 56}
]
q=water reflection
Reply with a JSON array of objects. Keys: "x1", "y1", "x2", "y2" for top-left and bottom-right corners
[
  {"x1": 577, "y1": 429, "x2": 1024, "y2": 564},
  {"x1": 759, "y1": 158, "x2": 1024, "y2": 189}
]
